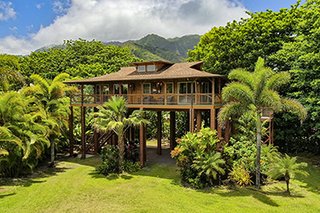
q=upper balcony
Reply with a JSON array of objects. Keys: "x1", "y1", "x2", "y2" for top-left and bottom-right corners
[{"x1": 70, "y1": 93, "x2": 222, "y2": 109}]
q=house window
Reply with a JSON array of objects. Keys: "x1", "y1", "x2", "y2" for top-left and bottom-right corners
[
  {"x1": 113, "y1": 84, "x2": 120, "y2": 94},
  {"x1": 143, "y1": 83, "x2": 151, "y2": 94},
  {"x1": 102, "y1": 84, "x2": 109, "y2": 94},
  {"x1": 138, "y1": 65, "x2": 146, "y2": 72},
  {"x1": 147, "y1": 64, "x2": 156, "y2": 72},
  {"x1": 167, "y1": 82, "x2": 174, "y2": 93},
  {"x1": 122, "y1": 84, "x2": 128, "y2": 94},
  {"x1": 178, "y1": 82, "x2": 195, "y2": 94}
]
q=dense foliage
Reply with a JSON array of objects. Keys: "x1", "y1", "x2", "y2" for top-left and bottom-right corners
[
  {"x1": 171, "y1": 127, "x2": 225, "y2": 188},
  {"x1": 189, "y1": 0, "x2": 320, "y2": 154},
  {"x1": 218, "y1": 57, "x2": 306, "y2": 188},
  {"x1": 96, "y1": 145, "x2": 140, "y2": 176},
  {"x1": 19, "y1": 39, "x2": 139, "y2": 80},
  {"x1": 0, "y1": 92, "x2": 49, "y2": 177}
]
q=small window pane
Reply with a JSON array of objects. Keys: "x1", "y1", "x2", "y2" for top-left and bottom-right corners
[
  {"x1": 103, "y1": 85, "x2": 109, "y2": 94},
  {"x1": 147, "y1": 65, "x2": 156, "y2": 72},
  {"x1": 143, "y1": 84, "x2": 151, "y2": 94},
  {"x1": 122, "y1": 84, "x2": 128, "y2": 94},
  {"x1": 114, "y1": 84, "x2": 120, "y2": 94},
  {"x1": 179, "y1": 83, "x2": 187, "y2": 94},
  {"x1": 138, "y1": 65, "x2": 145, "y2": 72},
  {"x1": 167, "y1": 83, "x2": 173, "y2": 93}
]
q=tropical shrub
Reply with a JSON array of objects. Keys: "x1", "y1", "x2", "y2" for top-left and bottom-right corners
[
  {"x1": 97, "y1": 144, "x2": 140, "y2": 176},
  {"x1": 96, "y1": 145, "x2": 120, "y2": 175},
  {"x1": 229, "y1": 164, "x2": 253, "y2": 186},
  {"x1": 267, "y1": 154, "x2": 308, "y2": 195},
  {"x1": 171, "y1": 127, "x2": 225, "y2": 188}
]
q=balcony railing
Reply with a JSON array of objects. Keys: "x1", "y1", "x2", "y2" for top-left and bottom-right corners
[{"x1": 70, "y1": 93, "x2": 222, "y2": 106}]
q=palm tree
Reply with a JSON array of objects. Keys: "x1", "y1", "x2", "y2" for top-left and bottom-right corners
[
  {"x1": 218, "y1": 57, "x2": 307, "y2": 188},
  {"x1": 267, "y1": 154, "x2": 308, "y2": 195},
  {"x1": 22, "y1": 73, "x2": 73, "y2": 167},
  {"x1": 94, "y1": 96, "x2": 148, "y2": 170}
]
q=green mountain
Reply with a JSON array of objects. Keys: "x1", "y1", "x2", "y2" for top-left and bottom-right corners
[
  {"x1": 36, "y1": 34, "x2": 200, "y2": 62},
  {"x1": 111, "y1": 34, "x2": 200, "y2": 62}
]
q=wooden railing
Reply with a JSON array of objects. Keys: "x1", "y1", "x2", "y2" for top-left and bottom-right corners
[{"x1": 70, "y1": 93, "x2": 222, "y2": 106}]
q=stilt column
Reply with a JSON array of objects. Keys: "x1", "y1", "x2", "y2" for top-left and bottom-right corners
[
  {"x1": 93, "y1": 107, "x2": 99, "y2": 154},
  {"x1": 170, "y1": 111, "x2": 176, "y2": 150},
  {"x1": 139, "y1": 123, "x2": 146, "y2": 166},
  {"x1": 196, "y1": 110, "x2": 202, "y2": 131},
  {"x1": 157, "y1": 111, "x2": 162, "y2": 155},
  {"x1": 81, "y1": 106, "x2": 86, "y2": 159},
  {"x1": 189, "y1": 109, "x2": 195, "y2": 133},
  {"x1": 69, "y1": 106, "x2": 74, "y2": 156}
]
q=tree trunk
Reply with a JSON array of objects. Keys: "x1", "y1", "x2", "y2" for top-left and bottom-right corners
[
  {"x1": 49, "y1": 139, "x2": 55, "y2": 167},
  {"x1": 118, "y1": 131, "x2": 125, "y2": 172},
  {"x1": 285, "y1": 174, "x2": 290, "y2": 195},
  {"x1": 256, "y1": 111, "x2": 262, "y2": 189}
]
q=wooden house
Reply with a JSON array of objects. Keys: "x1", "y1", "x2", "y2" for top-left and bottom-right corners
[{"x1": 66, "y1": 61, "x2": 232, "y2": 165}]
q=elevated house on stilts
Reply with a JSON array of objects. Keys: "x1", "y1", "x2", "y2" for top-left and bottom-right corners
[{"x1": 65, "y1": 61, "x2": 273, "y2": 166}]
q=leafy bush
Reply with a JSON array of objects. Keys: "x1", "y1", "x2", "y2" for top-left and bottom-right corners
[
  {"x1": 123, "y1": 160, "x2": 140, "y2": 173},
  {"x1": 96, "y1": 145, "x2": 120, "y2": 175},
  {"x1": 97, "y1": 144, "x2": 141, "y2": 176},
  {"x1": 229, "y1": 164, "x2": 253, "y2": 186},
  {"x1": 171, "y1": 127, "x2": 225, "y2": 188}
]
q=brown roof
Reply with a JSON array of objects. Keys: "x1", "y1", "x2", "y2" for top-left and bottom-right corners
[{"x1": 65, "y1": 61, "x2": 223, "y2": 84}]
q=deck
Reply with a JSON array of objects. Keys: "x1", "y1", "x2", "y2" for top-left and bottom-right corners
[{"x1": 70, "y1": 93, "x2": 223, "y2": 109}]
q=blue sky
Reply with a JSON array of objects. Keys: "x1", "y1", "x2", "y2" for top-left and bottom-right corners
[{"x1": 0, "y1": 0, "x2": 301, "y2": 54}]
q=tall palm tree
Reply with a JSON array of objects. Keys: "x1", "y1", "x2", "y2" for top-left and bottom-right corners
[
  {"x1": 267, "y1": 154, "x2": 308, "y2": 195},
  {"x1": 94, "y1": 96, "x2": 148, "y2": 170},
  {"x1": 22, "y1": 73, "x2": 73, "y2": 166},
  {"x1": 218, "y1": 57, "x2": 307, "y2": 188}
]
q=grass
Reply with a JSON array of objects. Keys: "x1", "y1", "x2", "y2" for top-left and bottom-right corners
[{"x1": 0, "y1": 155, "x2": 319, "y2": 213}]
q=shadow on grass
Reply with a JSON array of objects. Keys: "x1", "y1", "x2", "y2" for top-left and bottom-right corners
[
  {"x1": 89, "y1": 171, "x2": 134, "y2": 180},
  {"x1": 0, "y1": 166, "x2": 69, "y2": 189},
  {"x1": 0, "y1": 192, "x2": 16, "y2": 199},
  {"x1": 213, "y1": 187, "x2": 280, "y2": 207}
]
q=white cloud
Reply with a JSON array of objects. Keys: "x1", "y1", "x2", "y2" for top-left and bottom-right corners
[
  {"x1": 52, "y1": 0, "x2": 71, "y2": 15},
  {"x1": 0, "y1": 0, "x2": 248, "y2": 55},
  {"x1": 0, "y1": 1, "x2": 16, "y2": 21}
]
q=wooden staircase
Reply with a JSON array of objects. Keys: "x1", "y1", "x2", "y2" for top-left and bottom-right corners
[{"x1": 85, "y1": 131, "x2": 115, "y2": 154}]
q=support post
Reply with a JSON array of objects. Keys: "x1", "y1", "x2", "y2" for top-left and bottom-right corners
[
  {"x1": 93, "y1": 107, "x2": 99, "y2": 154},
  {"x1": 170, "y1": 111, "x2": 176, "y2": 150},
  {"x1": 81, "y1": 106, "x2": 86, "y2": 159},
  {"x1": 157, "y1": 111, "x2": 162, "y2": 155},
  {"x1": 189, "y1": 109, "x2": 195, "y2": 133},
  {"x1": 196, "y1": 110, "x2": 202, "y2": 131},
  {"x1": 69, "y1": 106, "x2": 74, "y2": 157},
  {"x1": 210, "y1": 108, "x2": 216, "y2": 130},
  {"x1": 186, "y1": 111, "x2": 190, "y2": 132},
  {"x1": 212, "y1": 78, "x2": 215, "y2": 105},
  {"x1": 217, "y1": 109, "x2": 222, "y2": 138},
  {"x1": 139, "y1": 123, "x2": 146, "y2": 167}
]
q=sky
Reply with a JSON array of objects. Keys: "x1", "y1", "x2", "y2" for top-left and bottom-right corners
[{"x1": 0, "y1": 0, "x2": 300, "y2": 55}]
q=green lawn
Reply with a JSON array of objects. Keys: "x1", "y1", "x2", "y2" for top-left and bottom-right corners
[{"x1": 0, "y1": 156, "x2": 319, "y2": 213}]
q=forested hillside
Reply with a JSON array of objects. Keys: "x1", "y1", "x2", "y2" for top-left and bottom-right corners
[{"x1": 188, "y1": 0, "x2": 320, "y2": 154}]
